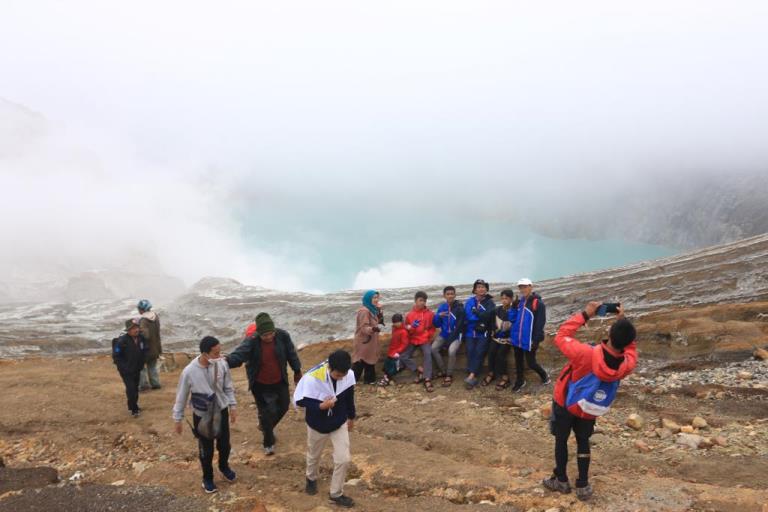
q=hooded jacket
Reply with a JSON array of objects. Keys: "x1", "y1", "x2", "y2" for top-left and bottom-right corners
[
  {"x1": 114, "y1": 333, "x2": 147, "y2": 374},
  {"x1": 139, "y1": 311, "x2": 162, "y2": 360},
  {"x1": 463, "y1": 295, "x2": 496, "y2": 338},
  {"x1": 510, "y1": 293, "x2": 546, "y2": 351},
  {"x1": 492, "y1": 305, "x2": 516, "y2": 343},
  {"x1": 405, "y1": 306, "x2": 436, "y2": 346},
  {"x1": 388, "y1": 325, "x2": 410, "y2": 358},
  {"x1": 432, "y1": 300, "x2": 465, "y2": 343},
  {"x1": 553, "y1": 312, "x2": 638, "y2": 419}
]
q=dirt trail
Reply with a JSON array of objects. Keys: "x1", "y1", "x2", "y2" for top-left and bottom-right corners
[{"x1": 2, "y1": 305, "x2": 768, "y2": 511}]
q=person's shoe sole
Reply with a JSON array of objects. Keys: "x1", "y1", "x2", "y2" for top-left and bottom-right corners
[
  {"x1": 542, "y1": 478, "x2": 571, "y2": 494},
  {"x1": 305, "y1": 479, "x2": 318, "y2": 495},
  {"x1": 201, "y1": 482, "x2": 218, "y2": 494},
  {"x1": 512, "y1": 381, "x2": 527, "y2": 392}
]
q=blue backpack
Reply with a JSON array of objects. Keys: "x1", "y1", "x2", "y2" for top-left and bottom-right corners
[{"x1": 565, "y1": 372, "x2": 619, "y2": 418}]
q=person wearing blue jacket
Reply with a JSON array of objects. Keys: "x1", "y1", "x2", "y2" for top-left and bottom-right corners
[
  {"x1": 463, "y1": 279, "x2": 496, "y2": 389},
  {"x1": 510, "y1": 278, "x2": 550, "y2": 391},
  {"x1": 431, "y1": 286, "x2": 465, "y2": 387}
]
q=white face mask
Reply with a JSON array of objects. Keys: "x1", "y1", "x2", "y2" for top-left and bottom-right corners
[{"x1": 207, "y1": 357, "x2": 221, "y2": 363}]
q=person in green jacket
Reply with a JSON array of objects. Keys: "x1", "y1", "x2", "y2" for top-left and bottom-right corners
[{"x1": 137, "y1": 299, "x2": 162, "y2": 390}]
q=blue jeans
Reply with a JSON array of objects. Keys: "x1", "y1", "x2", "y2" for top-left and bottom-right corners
[{"x1": 466, "y1": 336, "x2": 489, "y2": 375}]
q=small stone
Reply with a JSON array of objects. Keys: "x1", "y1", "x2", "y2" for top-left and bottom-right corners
[
  {"x1": 634, "y1": 440, "x2": 652, "y2": 453},
  {"x1": 713, "y1": 436, "x2": 728, "y2": 447},
  {"x1": 662, "y1": 418, "x2": 681, "y2": 433},
  {"x1": 753, "y1": 348, "x2": 768, "y2": 361},
  {"x1": 518, "y1": 467, "x2": 534, "y2": 477},
  {"x1": 132, "y1": 462, "x2": 148, "y2": 475},
  {"x1": 545, "y1": 508, "x2": 562, "y2": 512},
  {"x1": 539, "y1": 403, "x2": 552, "y2": 419},
  {"x1": 443, "y1": 487, "x2": 463, "y2": 503},
  {"x1": 680, "y1": 425, "x2": 695, "y2": 434},
  {"x1": 652, "y1": 387, "x2": 666, "y2": 395},
  {"x1": 655, "y1": 428, "x2": 674, "y2": 440},
  {"x1": 346, "y1": 478, "x2": 361, "y2": 486},
  {"x1": 692, "y1": 417, "x2": 708, "y2": 429},
  {"x1": 110, "y1": 480, "x2": 125, "y2": 486},
  {"x1": 737, "y1": 371, "x2": 753, "y2": 380},
  {"x1": 676, "y1": 433, "x2": 706, "y2": 449},
  {"x1": 626, "y1": 413, "x2": 644, "y2": 431},
  {"x1": 715, "y1": 391, "x2": 726, "y2": 399},
  {"x1": 521, "y1": 411, "x2": 536, "y2": 419}
]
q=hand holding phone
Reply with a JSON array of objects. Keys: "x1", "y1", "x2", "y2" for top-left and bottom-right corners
[{"x1": 596, "y1": 302, "x2": 621, "y2": 316}]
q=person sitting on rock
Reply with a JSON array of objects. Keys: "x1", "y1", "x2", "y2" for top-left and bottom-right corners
[
  {"x1": 400, "y1": 291, "x2": 437, "y2": 392},
  {"x1": 378, "y1": 313, "x2": 409, "y2": 386},
  {"x1": 172, "y1": 336, "x2": 237, "y2": 494},
  {"x1": 483, "y1": 289, "x2": 516, "y2": 389},
  {"x1": 295, "y1": 350, "x2": 357, "y2": 508},
  {"x1": 542, "y1": 302, "x2": 638, "y2": 501}
]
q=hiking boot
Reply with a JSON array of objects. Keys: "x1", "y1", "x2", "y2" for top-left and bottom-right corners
[
  {"x1": 512, "y1": 381, "x2": 527, "y2": 393},
  {"x1": 220, "y1": 467, "x2": 236, "y2": 482},
  {"x1": 329, "y1": 494, "x2": 355, "y2": 507},
  {"x1": 305, "y1": 478, "x2": 318, "y2": 495},
  {"x1": 264, "y1": 445, "x2": 275, "y2": 456},
  {"x1": 202, "y1": 479, "x2": 218, "y2": 494},
  {"x1": 542, "y1": 476, "x2": 571, "y2": 494},
  {"x1": 575, "y1": 483, "x2": 593, "y2": 501}
]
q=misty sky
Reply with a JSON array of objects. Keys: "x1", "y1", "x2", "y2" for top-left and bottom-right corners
[{"x1": 1, "y1": 1, "x2": 767, "y2": 293}]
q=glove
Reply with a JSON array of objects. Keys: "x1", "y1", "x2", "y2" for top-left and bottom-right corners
[
  {"x1": 293, "y1": 371, "x2": 303, "y2": 384},
  {"x1": 371, "y1": 326, "x2": 381, "y2": 333}
]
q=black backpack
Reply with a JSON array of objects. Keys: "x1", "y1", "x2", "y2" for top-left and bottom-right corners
[{"x1": 111, "y1": 336, "x2": 121, "y2": 365}]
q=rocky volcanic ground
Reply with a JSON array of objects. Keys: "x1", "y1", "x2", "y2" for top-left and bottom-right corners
[{"x1": 1, "y1": 303, "x2": 767, "y2": 512}]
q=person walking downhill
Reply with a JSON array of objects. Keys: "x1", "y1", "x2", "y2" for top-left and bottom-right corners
[
  {"x1": 113, "y1": 318, "x2": 147, "y2": 417},
  {"x1": 295, "y1": 350, "x2": 357, "y2": 508},
  {"x1": 352, "y1": 290, "x2": 382, "y2": 384},
  {"x1": 542, "y1": 302, "x2": 637, "y2": 501},
  {"x1": 173, "y1": 336, "x2": 237, "y2": 494},
  {"x1": 226, "y1": 312, "x2": 302, "y2": 456},
  {"x1": 483, "y1": 289, "x2": 516, "y2": 389},
  {"x1": 510, "y1": 278, "x2": 549, "y2": 392},
  {"x1": 137, "y1": 299, "x2": 162, "y2": 391},
  {"x1": 400, "y1": 291, "x2": 437, "y2": 392},
  {"x1": 431, "y1": 286, "x2": 465, "y2": 387},
  {"x1": 463, "y1": 279, "x2": 496, "y2": 389}
]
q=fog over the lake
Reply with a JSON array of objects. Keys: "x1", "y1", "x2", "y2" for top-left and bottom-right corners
[{"x1": 1, "y1": 1, "x2": 767, "y2": 293}]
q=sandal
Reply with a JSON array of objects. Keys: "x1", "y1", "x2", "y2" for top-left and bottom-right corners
[
  {"x1": 442, "y1": 375, "x2": 453, "y2": 387},
  {"x1": 481, "y1": 374, "x2": 495, "y2": 387},
  {"x1": 413, "y1": 366, "x2": 425, "y2": 384},
  {"x1": 424, "y1": 379, "x2": 434, "y2": 393},
  {"x1": 495, "y1": 377, "x2": 511, "y2": 390},
  {"x1": 377, "y1": 376, "x2": 391, "y2": 387}
]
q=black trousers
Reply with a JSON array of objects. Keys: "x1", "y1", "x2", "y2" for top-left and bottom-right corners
[
  {"x1": 487, "y1": 342, "x2": 511, "y2": 377},
  {"x1": 119, "y1": 370, "x2": 141, "y2": 413},
  {"x1": 193, "y1": 407, "x2": 231, "y2": 481},
  {"x1": 550, "y1": 401, "x2": 594, "y2": 486},
  {"x1": 252, "y1": 382, "x2": 290, "y2": 447},
  {"x1": 352, "y1": 361, "x2": 376, "y2": 384},
  {"x1": 513, "y1": 345, "x2": 548, "y2": 384}
]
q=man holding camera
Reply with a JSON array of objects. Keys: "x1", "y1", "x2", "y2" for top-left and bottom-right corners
[{"x1": 542, "y1": 301, "x2": 637, "y2": 501}]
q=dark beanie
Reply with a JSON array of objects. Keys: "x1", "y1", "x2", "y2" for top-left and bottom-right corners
[{"x1": 256, "y1": 312, "x2": 276, "y2": 335}]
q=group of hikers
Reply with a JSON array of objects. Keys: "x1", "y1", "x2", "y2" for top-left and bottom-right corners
[{"x1": 112, "y1": 277, "x2": 638, "y2": 506}]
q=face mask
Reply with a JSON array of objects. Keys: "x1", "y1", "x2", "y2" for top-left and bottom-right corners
[{"x1": 207, "y1": 357, "x2": 221, "y2": 363}]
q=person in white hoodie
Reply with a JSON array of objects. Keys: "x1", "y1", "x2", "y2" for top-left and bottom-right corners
[
  {"x1": 137, "y1": 299, "x2": 162, "y2": 390},
  {"x1": 173, "y1": 336, "x2": 237, "y2": 494}
]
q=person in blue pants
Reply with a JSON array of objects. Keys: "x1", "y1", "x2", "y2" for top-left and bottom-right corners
[{"x1": 463, "y1": 279, "x2": 496, "y2": 389}]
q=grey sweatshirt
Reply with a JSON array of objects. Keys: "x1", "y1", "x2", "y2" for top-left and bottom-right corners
[{"x1": 172, "y1": 356, "x2": 237, "y2": 422}]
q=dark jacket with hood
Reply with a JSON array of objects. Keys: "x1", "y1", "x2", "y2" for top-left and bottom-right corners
[
  {"x1": 114, "y1": 333, "x2": 147, "y2": 374},
  {"x1": 226, "y1": 328, "x2": 302, "y2": 390}
]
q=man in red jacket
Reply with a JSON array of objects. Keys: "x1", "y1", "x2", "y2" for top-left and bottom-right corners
[
  {"x1": 542, "y1": 301, "x2": 637, "y2": 501},
  {"x1": 400, "y1": 291, "x2": 437, "y2": 392}
]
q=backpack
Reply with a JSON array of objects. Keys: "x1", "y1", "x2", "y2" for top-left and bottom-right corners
[
  {"x1": 111, "y1": 336, "x2": 121, "y2": 365},
  {"x1": 565, "y1": 372, "x2": 619, "y2": 418}
]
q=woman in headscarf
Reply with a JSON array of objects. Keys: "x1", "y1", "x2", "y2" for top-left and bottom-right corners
[{"x1": 352, "y1": 290, "x2": 383, "y2": 384}]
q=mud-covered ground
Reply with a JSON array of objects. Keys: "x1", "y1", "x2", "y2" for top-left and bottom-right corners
[{"x1": 1, "y1": 305, "x2": 768, "y2": 512}]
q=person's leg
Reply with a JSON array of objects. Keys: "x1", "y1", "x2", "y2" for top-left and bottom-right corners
[
  {"x1": 465, "y1": 337, "x2": 479, "y2": 375},
  {"x1": 351, "y1": 361, "x2": 365, "y2": 382},
  {"x1": 573, "y1": 418, "x2": 596, "y2": 488},
  {"x1": 525, "y1": 347, "x2": 549, "y2": 383},
  {"x1": 363, "y1": 362, "x2": 377, "y2": 384},
  {"x1": 120, "y1": 372, "x2": 135, "y2": 412},
  {"x1": 431, "y1": 337, "x2": 447, "y2": 374},
  {"x1": 513, "y1": 346, "x2": 526, "y2": 386},
  {"x1": 306, "y1": 426, "x2": 329, "y2": 483},
  {"x1": 495, "y1": 344, "x2": 511, "y2": 382},
  {"x1": 420, "y1": 344, "x2": 433, "y2": 380},
  {"x1": 552, "y1": 404, "x2": 573, "y2": 483},
  {"x1": 193, "y1": 414, "x2": 215, "y2": 482},
  {"x1": 274, "y1": 382, "x2": 290, "y2": 430},
  {"x1": 252, "y1": 385, "x2": 277, "y2": 448},
  {"x1": 399, "y1": 344, "x2": 418, "y2": 373},
  {"x1": 447, "y1": 339, "x2": 461, "y2": 375},
  {"x1": 486, "y1": 342, "x2": 498, "y2": 380},
  {"x1": 130, "y1": 371, "x2": 141, "y2": 411},
  {"x1": 476, "y1": 336, "x2": 490, "y2": 376},
  {"x1": 216, "y1": 408, "x2": 232, "y2": 471},
  {"x1": 147, "y1": 357, "x2": 161, "y2": 388},
  {"x1": 328, "y1": 423, "x2": 351, "y2": 499},
  {"x1": 139, "y1": 363, "x2": 150, "y2": 390}
]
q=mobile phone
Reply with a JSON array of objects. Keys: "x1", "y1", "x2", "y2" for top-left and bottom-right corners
[{"x1": 596, "y1": 303, "x2": 620, "y2": 316}]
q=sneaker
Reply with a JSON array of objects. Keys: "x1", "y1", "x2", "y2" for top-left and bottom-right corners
[
  {"x1": 220, "y1": 467, "x2": 236, "y2": 482},
  {"x1": 542, "y1": 374, "x2": 551, "y2": 385},
  {"x1": 305, "y1": 478, "x2": 318, "y2": 495},
  {"x1": 575, "y1": 483, "x2": 593, "y2": 501},
  {"x1": 512, "y1": 381, "x2": 527, "y2": 393},
  {"x1": 329, "y1": 494, "x2": 355, "y2": 508},
  {"x1": 464, "y1": 376, "x2": 478, "y2": 389},
  {"x1": 131, "y1": 410, "x2": 141, "y2": 418},
  {"x1": 264, "y1": 445, "x2": 275, "y2": 456},
  {"x1": 202, "y1": 479, "x2": 218, "y2": 494},
  {"x1": 542, "y1": 476, "x2": 571, "y2": 494},
  {"x1": 151, "y1": 385, "x2": 162, "y2": 390}
]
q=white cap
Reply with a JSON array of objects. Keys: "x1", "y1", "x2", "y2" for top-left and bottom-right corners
[{"x1": 516, "y1": 278, "x2": 533, "y2": 286}]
